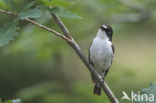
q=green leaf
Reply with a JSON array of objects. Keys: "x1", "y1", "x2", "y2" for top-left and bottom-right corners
[
  {"x1": 50, "y1": 7, "x2": 82, "y2": 19},
  {"x1": 19, "y1": 7, "x2": 42, "y2": 19},
  {"x1": 24, "y1": 1, "x2": 36, "y2": 10},
  {"x1": 37, "y1": 0, "x2": 73, "y2": 7},
  {"x1": 5, "y1": 0, "x2": 16, "y2": 11},
  {"x1": 0, "y1": 18, "x2": 19, "y2": 47},
  {"x1": 0, "y1": 0, "x2": 7, "y2": 9},
  {"x1": 135, "y1": 83, "x2": 156, "y2": 103},
  {"x1": 0, "y1": 0, "x2": 16, "y2": 10}
]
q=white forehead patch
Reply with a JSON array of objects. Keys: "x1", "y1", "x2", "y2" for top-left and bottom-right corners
[{"x1": 102, "y1": 25, "x2": 107, "y2": 29}]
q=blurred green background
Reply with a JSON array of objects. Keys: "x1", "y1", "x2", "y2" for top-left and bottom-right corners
[{"x1": 0, "y1": 0, "x2": 156, "y2": 103}]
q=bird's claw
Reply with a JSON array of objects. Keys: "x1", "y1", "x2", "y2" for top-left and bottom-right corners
[{"x1": 101, "y1": 77, "x2": 104, "y2": 83}]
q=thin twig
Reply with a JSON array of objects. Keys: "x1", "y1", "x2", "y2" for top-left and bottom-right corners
[
  {"x1": 51, "y1": 14, "x2": 72, "y2": 39},
  {"x1": 51, "y1": 13, "x2": 119, "y2": 103},
  {"x1": 0, "y1": 9, "x2": 17, "y2": 16},
  {"x1": 24, "y1": 18, "x2": 69, "y2": 41},
  {"x1": 0, "y1": 9, "x2": 69, "y2": 41},
  {"x1": 0, "y1": 8, "x2": 119, "y2": 103}
]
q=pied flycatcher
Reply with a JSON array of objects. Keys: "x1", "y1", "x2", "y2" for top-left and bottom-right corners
[{"x1": 88, "y1": 24, "x2": 114, "y2": 95}]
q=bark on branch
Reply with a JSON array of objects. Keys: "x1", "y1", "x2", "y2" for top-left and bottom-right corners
[
  {"x1": 0, "y1": 9, "x2": 69, "y2": 41},
  {"x1": 0, "y1": 9, "x2": 119, "y2": 103},
  {"x1": 50, "y1": 13, "x2": 119, "y2": 103}
]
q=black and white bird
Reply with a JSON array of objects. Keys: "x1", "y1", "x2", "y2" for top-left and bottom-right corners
[{"x1": 88, "y1": 24, "x2": 114, "y2": 95}]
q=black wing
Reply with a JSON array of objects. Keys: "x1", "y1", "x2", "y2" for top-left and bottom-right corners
[
  {"x1": 88, "y1": 41, "x2": 95, "y2": 67},
  {"x1": 112, "y1": 44, "x2": 115, "y2": 54},
  {"x1": 104, "y1": 44, "x2": 115, "y2": 77},
  {"x1": 88, "y1": 41, "x2": 96, "y2": 83}
]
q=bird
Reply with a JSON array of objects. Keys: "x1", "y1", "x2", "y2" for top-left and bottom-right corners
[{"x1": 88, "y1": 24, "x2": 114, "y2": 95}]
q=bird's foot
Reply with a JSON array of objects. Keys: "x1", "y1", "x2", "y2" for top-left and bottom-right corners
[
  {"x1": 101, "y1": 77, "x2": 104, "y2": 83},
  {"x1": 97, "y1": 74, "x2": 104, "y2": 84}
]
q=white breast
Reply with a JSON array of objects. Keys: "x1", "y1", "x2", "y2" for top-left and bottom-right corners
[{"x1": 89, "y1": 37, "x2": 114, "y2": 74}]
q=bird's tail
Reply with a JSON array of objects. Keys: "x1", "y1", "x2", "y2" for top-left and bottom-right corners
[
  {"x1": 91, "y1": 74, "x2": 101, "y2": 95},
  {"x1": 93, "y1": 83, "x2": 101, "y2": 95}
]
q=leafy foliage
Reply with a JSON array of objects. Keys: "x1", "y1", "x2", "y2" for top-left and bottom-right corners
[
  {"x1": 37, "y1": 0, "x2": 73, "y2": 7},
  {"x1": 24, "y1": 1, "x2": 36, "y2": 10},
  {"x1": 5, "y1": 0, "x2": 16, "y2": 11},
  {"x1": 19, "y1": 7, "x2": 43, "y2": 19},
  {"x1": 0, "y1": 0, "x2": 7, "y2": 9},
  {"x1": 8, "y1": 26, "x2": 64, "y2": 60},
  {"x1": 0, "y1": 0, "x2": 81, "y2": 47},
  {"x1": 0, "y1": 0, "x2": 156, "y2": 103},
  {"x1": 0, "y1": 0, "x2": 16, "y2": 10},
  {"x1": 0, "y1": 19, "x2": 19, "y2": 47},
  {"x1": 50, "y1": 7, "x2": 82, "y2": 19}
]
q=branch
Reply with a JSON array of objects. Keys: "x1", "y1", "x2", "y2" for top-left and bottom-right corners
[
  {"x1": 51, "y1": 14, "x2": 72, "y2": 39},
  {"x1": 0, "y1": 9, "x2": 17, "y2": 16},
  {"x1": 0, "y1": 9, "x2": 69, "y2": 41},
  {"x1": 0, "y1": 8, "x2": 119, "y2": 103},
  {"x1": 116, "y1": 0, "x2": 152, "y2": 23},
  {"x1": 51, "y1": 13, "x2": 119, "y2": 103},
  {"x1": 24, "y1": 18, "x2": 69, "y2": 41}
]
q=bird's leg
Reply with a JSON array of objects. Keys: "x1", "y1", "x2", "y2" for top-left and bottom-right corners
[
  {"x1": 97, "y1": 73, "x2": 104, "y2": 85},
  {"x1": 101, "y1": 78, "x2": 104, "y2": 84},
  {"x1": 101, "y1": 72, "x2": 105, "y2": 83}
]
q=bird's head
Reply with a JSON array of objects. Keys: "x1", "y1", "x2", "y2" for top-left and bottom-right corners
[{"x1": 98, "y1": 24, "x2": 113, "y2": 41}]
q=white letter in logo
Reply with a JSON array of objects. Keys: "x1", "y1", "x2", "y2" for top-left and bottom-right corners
[
  {"x1": 131, "y1": 91, "x2": 137, "y2": 101},
  {"x1": 121, "y1": 91, "x2": 131, "y2": 101},
  {"x1": 149, "y1": 94, "x2": 154, "y2": 101}
]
